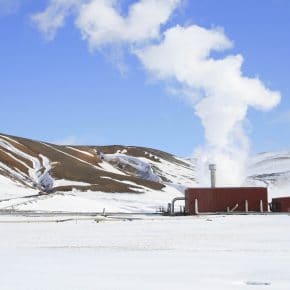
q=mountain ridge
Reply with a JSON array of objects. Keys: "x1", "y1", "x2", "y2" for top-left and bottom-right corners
[{"x1": 0, "y1": 132, "x2": 289, "y2": 212}]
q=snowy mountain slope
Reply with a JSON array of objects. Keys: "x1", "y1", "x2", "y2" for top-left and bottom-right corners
[
  {"x1": 0, "y1": 133, "x2": 196, "y2": 207},
  {"x1": 246, "y1": 151, "x2": 290, "y2": 198},
  {"x1": 0, "y1": 132, "x2": 289, "y2": 212}
]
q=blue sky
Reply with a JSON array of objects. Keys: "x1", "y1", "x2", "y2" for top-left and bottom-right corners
[{"x1": 0, "y1": 0, "x2": 289, "y2": 156}]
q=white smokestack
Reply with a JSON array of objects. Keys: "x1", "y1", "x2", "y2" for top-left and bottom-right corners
[{"x1": 209, "y1": 164, "x2": 216, "y2": 188}]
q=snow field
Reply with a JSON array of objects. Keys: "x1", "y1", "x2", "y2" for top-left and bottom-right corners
[
  {"x1": 0, "y1": 185, "x2": 183, "y2": 213},
  {"x1": 0, "y1": 215, "x2": 289, "y2": 290}
]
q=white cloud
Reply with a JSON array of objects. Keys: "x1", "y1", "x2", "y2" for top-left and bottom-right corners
[
  {"x1": 32, "y1": 0, "x2": 180, "y2": 45},
  {"x1": 31, "y1": 0, "x2": 80, "y2": 41},
  {"x1": 76, "y1": 0, "x2": 180, "y2": 49},
  {"x1": 136, "y1": 25, "x2": 281, "y2": 185}
]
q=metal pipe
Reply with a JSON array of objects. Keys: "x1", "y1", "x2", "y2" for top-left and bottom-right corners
[
  {"x1": 209, "y1": 164, "x2": 216, "y2": 188},
  {"x1": 230, "y1": 203, "x2": 239, "y2": 212},
  {"x1": 260, "y1": 200, "x2": 263, "y2": 213},
  {"x1": 167, "y1": 203, "x2": 171, "y2": 214},
  {"x1": 171, "y1": 197, "x2": 186, "y2": 215},
  {"x1": 245, "y1": 200, "x2": 248, "y2": 212},
  {"x1": 194, "y1": 198, "x2": 199, "y2": 215}
]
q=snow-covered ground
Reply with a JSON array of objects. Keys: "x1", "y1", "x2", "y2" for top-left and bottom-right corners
[
  {"x1": 0, "y1": 185, "x2": 183, "y2": 213},
  {"x1": 0, "y1": 214, "x2": 289, "y2": 290}
]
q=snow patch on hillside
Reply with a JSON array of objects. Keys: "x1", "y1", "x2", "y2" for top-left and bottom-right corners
[
  {"x1": 53, "y1": 179, "x2": 91, "y2": 187},
  {"x1": 104, "y1": 153, "x2": 162, "y2": 183},
  {"x1": 0, "y1": 175, "x2": 38, "y2": 200},
  {"x1": 38, "y1": 155, "x2": 54, "y2": 191},
  {"x1": 0, "y1": 137, "x2": 54, "y2": 190},
  {"x1": 67, "y1": 146, "x2": 95, "y2": 157}
]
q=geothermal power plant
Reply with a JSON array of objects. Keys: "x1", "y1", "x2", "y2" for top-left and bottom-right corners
[{"x1": 170, "y1": 164, "x2": 290, "y2": 215}]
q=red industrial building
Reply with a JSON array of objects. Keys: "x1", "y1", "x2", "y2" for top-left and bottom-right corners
[
  {"x1": 178, "y1": 164, "x2": 290, "y2": 215},
  {"x1": 271, "y1": 197, "x2": 290, "y2": 212},
  {"x1": 185, "y1": 187, "x2": 268, "y2": 215}
]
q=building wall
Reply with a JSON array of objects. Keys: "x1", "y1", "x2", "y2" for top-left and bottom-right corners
[
  {"x1": 271, "y1": 197, "x2": 290, "y2": 212},
  {"x1": 185, "y1": 187, "x2": 268, "y2": 214}
]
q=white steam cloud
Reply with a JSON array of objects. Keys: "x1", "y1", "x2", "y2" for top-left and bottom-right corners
[
  {"x1": 32, "y1": 1, "x2": 281, "y2": 186},
  {"x1": 136, "y1": 25, "x2": 281, "y2": 186}
]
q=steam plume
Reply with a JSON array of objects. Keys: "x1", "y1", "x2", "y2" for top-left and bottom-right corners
[{"x1": 136, "y1": 25, "x2": 281, "y2": 185}]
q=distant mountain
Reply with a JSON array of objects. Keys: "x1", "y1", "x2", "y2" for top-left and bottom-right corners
[
  {"x1": 0, "y1": 133, "x2": 289, "y2": 212},
  {"x1": 0, "y1": 133, "x2": 195, "y2": 212},
  {"x1": 246, "y1": 151, "x2": 290, "y2": 197}
]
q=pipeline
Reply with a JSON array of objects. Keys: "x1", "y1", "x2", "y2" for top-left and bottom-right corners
[{"x1": 171, "y1": 197, "x2": 186, "y2": 215}]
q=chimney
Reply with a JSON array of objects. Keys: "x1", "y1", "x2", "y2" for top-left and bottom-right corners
[{"x1": 209, "y1": 164, "x2": 216, "y2": 188}]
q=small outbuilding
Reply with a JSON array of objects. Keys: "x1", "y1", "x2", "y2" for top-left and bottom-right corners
[
  {"x1": 185, "y1": 187, "x2": 268, "y2": 215},
  {"x1": 271, "y1": 197, "x2": 290, "y2": 212}
]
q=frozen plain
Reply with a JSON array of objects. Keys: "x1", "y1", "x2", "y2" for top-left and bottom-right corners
[{"x1": 0, "y1": 214, "x2": 289, "y2": 290}]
